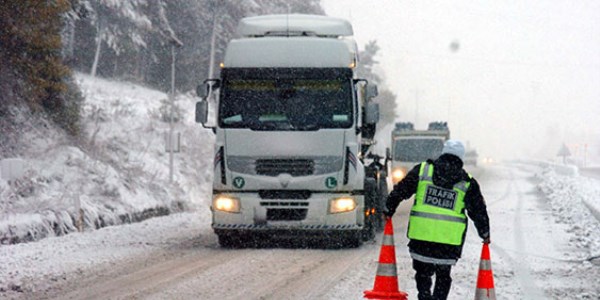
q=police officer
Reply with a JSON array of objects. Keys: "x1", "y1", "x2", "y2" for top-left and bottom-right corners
[{"x1": 385, "y1": 139, "x2": 490, "y2": 300}]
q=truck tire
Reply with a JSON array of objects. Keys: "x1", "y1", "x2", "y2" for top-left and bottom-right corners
[
  {"x1": 217, "y1": 233, "x2": 252, "y2": 248},
  {"x1": 217, "y1": 234, "x2": 238, "y2": 248},
  {"x1": 345, "y1": 231, "x2": 363, "y2": 248},
  {"x1": 362, "y1": 178, "x2": 377, "y2": 242}
]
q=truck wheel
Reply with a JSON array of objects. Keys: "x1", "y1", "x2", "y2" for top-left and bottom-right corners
[
  {"x1": 217, "y1": 234, "x2": 235, "y2": 248},
  {"x1": 343, "y1": 231, "x2": 363, "y2": 248},
  {"x1": 217, "y1": 234, "x2": 248, "y2": 248},
  {"x1": 362, "y1": 178, "x2": 377, "y2": 242},
  {"x1": 361, "y1": 218, "x2": 376, "y2": 242}
]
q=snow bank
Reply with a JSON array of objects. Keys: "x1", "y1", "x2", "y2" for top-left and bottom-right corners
[
  {"x1": 536, "y1": 166, "x2": 600, "y2": 259},
  {"x1": 0, "y1": 73, "x2": 215, "y2": 245}
]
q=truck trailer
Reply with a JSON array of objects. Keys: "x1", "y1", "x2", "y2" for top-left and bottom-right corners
[{"x1": 195, "y1": 14, "x2": 384, "y2": 247}]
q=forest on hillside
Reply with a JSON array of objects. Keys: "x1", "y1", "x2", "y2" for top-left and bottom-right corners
[{"x1": 0, "y1": 0, "x2": 396, "y2": 142}]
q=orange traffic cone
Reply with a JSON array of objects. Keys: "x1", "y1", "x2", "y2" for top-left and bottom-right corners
[
  {"x1": 474, "y1": 243, "x2": 496, "y2": 300},
  {"x1": 364, "y1": 218, "x2": 408, "y2": 300}
]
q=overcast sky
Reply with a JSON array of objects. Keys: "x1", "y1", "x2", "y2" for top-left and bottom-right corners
[{"x1": 322, "y1": 0, "x2": 600, "y2": 161}]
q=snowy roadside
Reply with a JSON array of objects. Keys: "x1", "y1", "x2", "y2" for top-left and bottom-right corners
[
  {"x1": 0, "y1": 73, "x2": 214, "y2": 245},
  {"x1": 536, "y1": 166, "x2": 600, "y2": 260},
  {"x1": 0, "y1": 212, "x2": 210, "y2": 296}
]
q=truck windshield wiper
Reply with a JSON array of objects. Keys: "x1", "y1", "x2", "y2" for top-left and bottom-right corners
[
  {"x1": 294, "y1": 124, "x2": 320, "y2": 131},
  {"x1": 248, "y1": 122, "x2": 296, "y2": 131}
]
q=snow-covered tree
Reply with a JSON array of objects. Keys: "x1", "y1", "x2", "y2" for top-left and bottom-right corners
[
  {"x1": 355, "y1": 40, "x2": 398, "y2": 128},
  {"x1": 70, "y1": 0, "x2": 326, "y2": 91},
  {"x1": 77, "y1": 0, "x2": 152, "y2": 77}
]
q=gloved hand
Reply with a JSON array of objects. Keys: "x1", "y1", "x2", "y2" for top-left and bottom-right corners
[
  {"x1": 383, "y1": 207, "x2": 395, "y2": 218},
  {"x1": 482, "y1": 237, "x2": 491, "y2": 244}
]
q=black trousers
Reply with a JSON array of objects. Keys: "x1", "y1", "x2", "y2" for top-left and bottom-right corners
[{"x1": 413, "y1": 259, "x2": 453, "y2": 300}]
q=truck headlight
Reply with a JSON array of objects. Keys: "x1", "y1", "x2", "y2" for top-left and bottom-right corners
[
  {"x1": 213, "y1": 195, "x2": 241, "y2": 213},
  {"x1": 329, "y1": 197, "x2": 357, "y2": 214},
  {"x1": 392, "y1": 168, "x2": 406, "y2": 183}
]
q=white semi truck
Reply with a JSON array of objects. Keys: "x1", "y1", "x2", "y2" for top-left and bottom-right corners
[
  {"x1": 195, "y1": 14, "x2": 384, "y2": 247},
  {"x1": 390, "y1": 122, "x2": 450, "y2": 184}
]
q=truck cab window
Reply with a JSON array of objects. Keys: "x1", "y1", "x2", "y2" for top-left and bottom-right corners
[{"x1": 219, "y1": 73, "x2": 353, "y2": 130}]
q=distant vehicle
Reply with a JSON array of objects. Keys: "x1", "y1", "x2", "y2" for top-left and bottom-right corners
[
  {"x1": 482, "y1": 157, "x2": 495, "y2": 164},
  {"x1": 389, "y1": 122, "x2": 450, "y2": 184},
  {"x1": 464, "y1": 149, "x2": 479, "y2": 166},
  {"x1": 195, "y1": 14, "x2": 386, "y2": 248}
]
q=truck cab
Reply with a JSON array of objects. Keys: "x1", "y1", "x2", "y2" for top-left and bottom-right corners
[
  {"x1": 390, "y1": 122, "x2": 450, "y2": 184},
  {"x1": 195, "y1": 14, "x2": 381, "y2": 247}
]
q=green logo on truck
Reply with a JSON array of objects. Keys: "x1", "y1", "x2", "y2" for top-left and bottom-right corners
[
  {"x1": 233, "y1": 177, "x2": 245, "y2": 188},
  {"x1": 325, "y1": 177, "x2": 337, "y2": 189}
]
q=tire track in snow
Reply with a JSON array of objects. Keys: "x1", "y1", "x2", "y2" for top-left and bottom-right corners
[
  {"x1": 46, "y1": 243, "x2": 241, "y2": 299},
  {"x1": 485, "y1": 179, "x2": 513, "y2": 208},
  {"x1": 472, "y1": 165, "x2": 546, "y2": 299},
  {"x1": 254, "y1": 247, "x2": 368, "y2": 299},
  {"x1": 504, "y1": 169, "x2": 546, "y2": 299}
]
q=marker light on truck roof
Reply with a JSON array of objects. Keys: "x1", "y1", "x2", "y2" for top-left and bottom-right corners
[
  {"x1": 329, "y1": 197, "x2": 357, "y2": 214},
  {"x1": 213, "y1": 195, "x2": 241, "y2": 213}
]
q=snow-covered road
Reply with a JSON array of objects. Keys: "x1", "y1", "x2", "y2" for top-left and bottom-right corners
[{"x1": 1, "y1": 162, "x2": 599, "y2": 299}]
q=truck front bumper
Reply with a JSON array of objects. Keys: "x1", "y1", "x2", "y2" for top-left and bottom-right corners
[{"x1": 211, "y1": 191, "x2": 364, "y2": 233}]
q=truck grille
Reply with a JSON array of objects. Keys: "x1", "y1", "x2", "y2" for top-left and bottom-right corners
[
  {"x1": 260, "y1": 191, "x2": 309, "y2": 221},
  {"x1": 259, "y1": 190, "x2": 311, "y2": 199},
  {"x1": 227, "y1": 156, "x2": 342, "y2": 176},
  {"x1": 255, "y1": 159, "x2": 314, "y2": 176},
  {"x1": 267, "y1": 209, "x2": 307, "y2": 221}
]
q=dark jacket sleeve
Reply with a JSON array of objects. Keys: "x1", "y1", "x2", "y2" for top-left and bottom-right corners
[
  {"x1": 385, "y1": 164, "x2": 420, "y2": 216},
  {"x1": 464, "y1": 177, "x2": 490, "y2": 239}
]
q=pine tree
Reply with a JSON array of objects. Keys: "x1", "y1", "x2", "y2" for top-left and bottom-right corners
[{"x1": 0, "y1": 0, "x2": 82, "y2": 135}]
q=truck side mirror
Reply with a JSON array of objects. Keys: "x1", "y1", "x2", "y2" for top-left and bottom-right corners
[
  {"x1": 197, "y1": 79, "x2": 221, "y2": 99},
  {"x1": 196, "y1": 84, "x2": 208, "y2": 99},
  {"x1": 366, "y1": 84, "x2": 378, "y2": 99},
  {"x1": 195, "y1": 101, "x2": 208, "y2": 124},
  {"x1": 385, "y1": 147, "x2": 391, "y2": 167},
  {"x1": 365, "y1": 102, "x2": 379, "y2": 124},
  {"x1": 386, "y1": 147, "x2": 391, "y2": 160}
]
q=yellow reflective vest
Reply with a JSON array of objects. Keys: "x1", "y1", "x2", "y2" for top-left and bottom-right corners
[{"x1": 407, "y1": 162, "x2": 471, "y2": 246}]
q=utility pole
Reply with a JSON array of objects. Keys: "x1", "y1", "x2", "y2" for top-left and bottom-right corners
[
  {"x1": 208, "y1": 13, "x2": 218, "y2": 81},
  {"x1": 411, "y1": 89, "x2": 424, "y2": 127},
  {"x1": 207, "y1": 2, "x2": 220, "y2": 102},
  {"x1": 415, "y1": 89, "x2": 419, "y2": 127},
  {"x1": 584, "y1": 143, "x2": 588, "y2": 168},
  {"x1": 169, "y1": 38, "x2": 183, "y2": 183}
]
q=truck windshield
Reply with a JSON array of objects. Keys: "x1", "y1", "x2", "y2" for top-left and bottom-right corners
[
  {"x1": 393, "y1": 139, "x2": 444, "y2": 162},
  {"x1": 218, "y1": 69, "x2": 353, "y2": 130}
]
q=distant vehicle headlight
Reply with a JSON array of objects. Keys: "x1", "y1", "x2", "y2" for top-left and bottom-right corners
[
  {"x1": 392, "y1": 168, "x2": 406, "y2": 183},
  {"x1": 329, "y1": 197, "x2": 357, "y2": 214},
  {"x1": 213, "y1": 195, "x2": 241, "y2": 213}
]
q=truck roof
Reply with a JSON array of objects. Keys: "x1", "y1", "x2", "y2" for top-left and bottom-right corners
[
  {"x1": 237, "y1": 14, "x2": 353, "y2": 37},
  {"x1": 224, "y1": 37, "x2": 355, "y2": 68},
  {"x1": 392, "y1": 130, "x2": 450, "y2": 139},
  {"x1": 392, "y1": 121, "x2": 450, "y2": 139}
]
